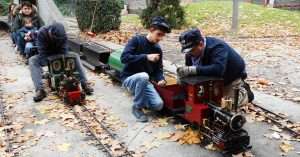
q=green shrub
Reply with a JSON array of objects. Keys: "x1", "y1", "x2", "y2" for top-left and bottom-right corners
[
  {"x1": 0, "y1": 0, "x2": 10, "y2": 16},
  {"x1": 140, "y1": 0, "x2": 185, "y2": 29},
  {"x1": 75, "y1": 0, "x2": 123, "y2": 33}
]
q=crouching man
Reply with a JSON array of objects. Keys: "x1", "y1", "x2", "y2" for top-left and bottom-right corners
[
  {"x1": 177, "y1": 28, "x2": 254, "y2": 106},
  {"x1": 121, "y1": 17, "x2": 171, "y2": 122},
  {"x1": 29, "y1": 22, "x2": 93, "y2": 102}
]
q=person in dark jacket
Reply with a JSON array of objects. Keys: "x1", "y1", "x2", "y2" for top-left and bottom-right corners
[
  {"x1": 177, "y1": 28, "x2": 254, "y2": 106},
  {"x1": 13, "y1": 1, "x2": 43, "y2": 55},
  {"x1": 121, "y1": 16, "x2": 171, "y2": 122},
  {"x1": 17, "y1": 17, "x2": 38, "y2": 59},
  {"x1": 29, "y1": 22, "x2": 93, "y2": 102}
]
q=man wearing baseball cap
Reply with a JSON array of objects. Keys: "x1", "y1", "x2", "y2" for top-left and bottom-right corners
[
  {"x1": 29, "y1": 22, "x2": 93, "y2": 102},
  {"x1": 121, "y1": 16, "x2": 171, "y2": 122},
  {"x1": 177, "y1": 28, "x2": 254, "y2": 106}
]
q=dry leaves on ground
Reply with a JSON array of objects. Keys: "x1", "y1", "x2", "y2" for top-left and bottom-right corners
[
  {"x1": 57, "y1": 143, "x2": 71, "y2": 152},
  {"x1": 280, "y1": 141, "x2": 294, "y2": 153}
]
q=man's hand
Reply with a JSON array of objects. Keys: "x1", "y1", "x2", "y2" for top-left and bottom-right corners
[
  {"x1": 177, "y1": 66, "x2": 197, "y2": 78},
  {"x1": 147, "y1": 54, "x2": 160, "y2": 62},
  {"x1": 157, "y1": 80, "x2": 167, "y2": 87}
]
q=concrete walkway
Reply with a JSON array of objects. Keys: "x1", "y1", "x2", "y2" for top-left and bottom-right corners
[{"x1": 1, "y1": 34, "x2": 300, "y2": 157}]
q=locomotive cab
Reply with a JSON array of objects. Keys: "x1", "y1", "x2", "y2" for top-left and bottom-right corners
[{"x1": 179, "y1": 76, "x2": 224, "y2": 125}]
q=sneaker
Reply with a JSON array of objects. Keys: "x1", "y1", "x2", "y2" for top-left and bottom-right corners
[
  {"x1": 81, "y1": 83, "x2": 94, "y2": 95},
  {"x1": 242, "y1": 81, "x2": 254, "y2": 103},
  {"x1": 33, "y1": 89, "x2": 47, "y2": 102},
  {"x1": 132, "y1": 106, "x2": 148, "y2": 122}
]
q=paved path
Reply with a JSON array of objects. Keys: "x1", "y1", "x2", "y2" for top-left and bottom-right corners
[{"x1": 1, "y1": 34, "x2": 300, "y2": 157}]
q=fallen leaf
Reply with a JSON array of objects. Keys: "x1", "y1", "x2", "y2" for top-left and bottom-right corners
[
  {"x1": 154, "y1": 132, "x2": 172, "y2": 140},
  {"x1": 280, "y1": 141, "x2": 294, "y2": 153},
  {"x1": 270, "y1": 125, "x2": 283, "y2": 132},
  {"x1": 257, "y1": 78, "x2": 270, "y2": 86},
  {"x1": 205, "y1": 143, "x2": 217, "y2": 151},
  {"x1": 34, "y1": 119, "x2": 49, "y2": 125},
  {"x1": 57, "y1": 143, "x2": 71, "y2": 152}
]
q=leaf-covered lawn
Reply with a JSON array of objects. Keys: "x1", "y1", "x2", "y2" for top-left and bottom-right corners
[{"x1": 121, "y1": 1, "x2": 300, "y2": 37}]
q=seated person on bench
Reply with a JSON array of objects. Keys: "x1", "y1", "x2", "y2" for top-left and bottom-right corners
[
  {"x1": 29, "y1": 22, "x2": 93, "y2": 102},
  {"x1": 177, "y1": 28, "x2": 254, "y2": 106},
  {"x1": 18, "y1": 17, "x2": 38, "y2": 60},
  {"x1": 121, "y1": 17, "x2": 171, "y2": 122}
]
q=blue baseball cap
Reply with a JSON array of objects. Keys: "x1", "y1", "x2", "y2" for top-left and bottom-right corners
[
  {"x1": 179, "y1": 28, "x2": 204, "y2": 53},
  {"x1": 150, "y1": 16, "x2": 171, "y2": 33}
]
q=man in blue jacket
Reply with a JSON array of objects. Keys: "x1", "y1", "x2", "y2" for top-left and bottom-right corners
[
  {"x1": 177, "y1": 28, "x2": 254, "y2": 106},
  {"x1": 29, "y1": 22, "x2": 93, "y2": 102},
  {"x1": 121, "y1": 17, "x2": 171, "y2": 122}
]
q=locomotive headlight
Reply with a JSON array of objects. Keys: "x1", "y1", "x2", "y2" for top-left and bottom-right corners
[
  {"x1": 230, "y1": 114, "x2": 246, "y2": 131},
  {"x1": 65, "y1": 59, "x2": 76, "y2": 71},
  {"x1": 52, "y1": 60, "x2": 62, "y2": 72},
  {"x1": 197, "y1": 85, "x2": 205, "y2": 97}
]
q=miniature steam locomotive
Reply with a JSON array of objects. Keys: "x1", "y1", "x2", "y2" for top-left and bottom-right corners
[
  {"x1": 45, "y1": 54, "x2": 85, "y2": 105},
  {"x1": 67, "y1": 39, "x2": 251, "y2": 155}
]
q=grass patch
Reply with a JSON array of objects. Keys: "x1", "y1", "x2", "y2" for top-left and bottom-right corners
[
  {"x1": 121, "y1": 14, "x2": 141, "y2": 26},
  {"x1": 184, "y1": 1, "x2": 300, "y2": 37},
  {"x1": 121, "y1": 0, "x2": 300, "y2": 37}
]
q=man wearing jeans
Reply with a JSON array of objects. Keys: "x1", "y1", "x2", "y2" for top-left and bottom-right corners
[
  {"x1": 177, "y1": 28, "x2": 254, "y2": 106},
  {"x1": 29, "y1": 22, "x2": 93, "y2": 102},
  {"x1": 121, "y1": 17, "x2": 171, "y2": 122}
]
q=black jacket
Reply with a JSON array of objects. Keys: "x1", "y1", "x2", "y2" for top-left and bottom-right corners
[
  {"x1": 185, "y1": 37, "x2": 247, "y2": 85},
  {"x1": 121, "y1": 35, "x2": 164, "y2": 82}
]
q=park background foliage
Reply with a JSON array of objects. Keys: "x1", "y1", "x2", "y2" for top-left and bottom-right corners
[
  {"x1": 75, "y1": 0, "x2": 123, "y2": 33},
  {"x1": 140, "y1": 0, "x2": 185, "y2": 29}
]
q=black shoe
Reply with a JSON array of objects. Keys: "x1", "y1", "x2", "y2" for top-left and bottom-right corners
[
  {"x1": 243, "y1": 81, "x2": 254, "y2": 103},
  {"x1": 33, "y1": 89, "x2": 47, "y2": 102},
  {"x1": 82, "y1": 83, "x2": 94, "y2": 95},
  {"x1": 132, "y1": 106, "x2": 148, "y2": 122}
]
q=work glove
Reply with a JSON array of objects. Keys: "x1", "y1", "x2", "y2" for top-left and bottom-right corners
[{"x1": 176, "y1": 66, "x2": 197, "y2": 78}]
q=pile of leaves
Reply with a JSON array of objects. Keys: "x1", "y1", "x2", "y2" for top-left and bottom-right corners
[{"x1": 96, "y1": 31, "x2": 133, "y2": 45}]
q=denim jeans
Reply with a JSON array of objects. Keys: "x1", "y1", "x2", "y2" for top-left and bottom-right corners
[
  {"x1": 16, "y1": 32, "x2": 26, "y2": 55},
  {"x1": 29, "y1": 52, "x2": 88, "y2": 91},
  {"x1": 11, "y1": 32, "x2": 17, "y2": 44},
  {"x1": 122, "y1": 72, "x2": 163, "y2": 111},
  {"x1": 24, "y1": 42, "x2": 34, "y2": 58}
]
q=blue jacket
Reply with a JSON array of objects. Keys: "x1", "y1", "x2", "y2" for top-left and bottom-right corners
[
  {"x1": 121, "y1": 35, "x2": 164, "y2": 82},
  {"x1": 18, "y1": 26, "x2": 38, "y2": 44},
  {"x1": 185, "y1": 37, "x2": 247, "y2": 85},
  {"x1": 37, "y1": 25, "x2": 68, "y2": 57}
]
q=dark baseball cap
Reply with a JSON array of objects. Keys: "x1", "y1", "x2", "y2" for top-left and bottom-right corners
[
  {"x1": 150, "y1": 16, "x2": 171, "y2": 33},
  {"x1": 179, "y1": 28, "x2": 204, "y2": 53}
]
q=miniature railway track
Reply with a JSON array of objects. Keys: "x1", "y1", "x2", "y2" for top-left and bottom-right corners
[
  {"x1": 249, "y1": 103, "x2": 300, "y2": 137},
  {"x1": 0, "y1": 90, "x2": 18, "y2": 156},
  {"x1": 70, "y1": 104, "x2": 135, "y2": 157}
]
